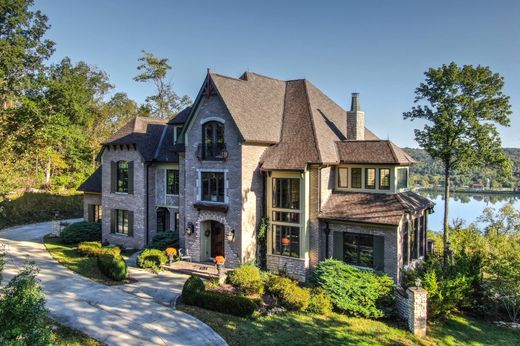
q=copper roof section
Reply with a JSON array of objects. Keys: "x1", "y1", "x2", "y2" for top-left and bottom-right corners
[{"x1": 319, "y1": 191, "x2": 434, "y2": 226}]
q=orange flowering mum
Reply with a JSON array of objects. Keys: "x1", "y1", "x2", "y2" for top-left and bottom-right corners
[
  {"x1": 165, "y1": 247, "x2": 177, "y2": 257},
  {"x1": 214, "y1": 256, "x2": 225, "y2": 264}
]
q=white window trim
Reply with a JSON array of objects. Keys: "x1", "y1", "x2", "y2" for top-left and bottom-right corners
[{"x1": 196, "y1": 168, "x2": 229, "y2": 204}]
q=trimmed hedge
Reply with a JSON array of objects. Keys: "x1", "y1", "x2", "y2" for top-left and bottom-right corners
[
  {"x1": 60, "y1": 221, "x2": 101, "y2": 244},
  {"x1": 137, "y1": 248, "x2": 167, "y2": 271},
  {"x1": 182, "y1": 275, "x2": 257, "y2": 317},
  {"x1": 228, "y1": 263, "x2": 264, "y2": 296},
  {"x1": 312, "y1": 259, "x2": 395, "y2": 318},
  {"x1": 78, "y1": 241, "x2": 121, "y2": 257},
  {"x1": 146, "y1": 232, "x2": 179, "y2": 250},
  {"x1": 307, "y1": 288, "x2": 333, "y2": 314},
  {"x1": 97, "y1": 254, "x2": 128, "y2": 281},
  {"x1": 265, "y1": 275, "x2": 310, "y2": 311}
]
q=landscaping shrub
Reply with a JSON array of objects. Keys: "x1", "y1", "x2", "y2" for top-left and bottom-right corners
[
  {"x1": 0, "y1": 255, "x2": 4, "y2": 284},
  {"x1": 137, "y1": 248, "x2": 167, "y2": 272},
  {"x1": 228, "y1": 263, "x2": 264, "y2": 296},
  {"x1": 60, "y1": 221, "x2": 101, "y2": 244},
  {"x1": 312, "y1": 259, "x2": 395, "y2": 318},
  {"x1": 0, "y1": 263, "x2": 52, "y2": 345},
  {"x1": 181, "y1": 275, "x2": 256, "y2": 317},
  {"x1": 78, "y1": 241, "x2": 121, "y2": 257},
  {"x1": 97, "y1": 254, "x2": 128, "y2": 281},
  {"x1": 146, "y1": 231, "x2": 179, "y2": 250},
  {"x1": 307, "y1": 288, "x2": 333, "y2": 314},
  {"x1": 265, "y1": 275, "x2": 310, "y2": 311}
]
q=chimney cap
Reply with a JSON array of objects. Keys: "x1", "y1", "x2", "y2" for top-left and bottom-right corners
[{"x1": 350, "y1": 92, "x2": 361, "y2": 112}]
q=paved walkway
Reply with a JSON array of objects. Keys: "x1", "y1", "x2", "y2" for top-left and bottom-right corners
[{"x1": 0, "y1": 221, "x2": 227, "y2": 346}]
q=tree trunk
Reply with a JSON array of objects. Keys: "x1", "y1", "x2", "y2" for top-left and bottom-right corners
[
  {"x1": 45, "y1": 161, "x2": 51, "y2": 185},
  {"x1": 443, "y1": 165, "x2": 450, "y2": 267}
]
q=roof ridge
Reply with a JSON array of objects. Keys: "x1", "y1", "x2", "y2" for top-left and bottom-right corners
[
  {"x1": 387, "y1": 141, "x2": 400, "y2": 163},
  {"x1": 303, "y1": 80, "x2": 322, "y2": 163},
  {"x1": 246, "y1": 71, "x2": 285, "y2": 82}
]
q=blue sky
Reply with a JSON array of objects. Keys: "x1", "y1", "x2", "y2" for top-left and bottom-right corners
[{"x1": 35, "y1": 0, "x2": 520, "y2": 147}]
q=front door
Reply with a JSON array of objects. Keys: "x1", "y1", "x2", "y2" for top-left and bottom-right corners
[{"x1": 210, "y1": 221, "x2": 225, "y2": 258}]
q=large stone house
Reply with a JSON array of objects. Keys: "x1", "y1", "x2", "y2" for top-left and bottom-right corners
[{"x1": 78, "y1": 71, "x2": 433, "y2": 284}]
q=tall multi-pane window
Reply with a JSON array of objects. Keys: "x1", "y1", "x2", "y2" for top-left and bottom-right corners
[
  {"x1": 201, "y1": 172, "x2": 225, "y2": 202},
  {"x1": 202, "y1": 121, "x2": 225, "y2": 160},
  {"x1": 166, "y1": 169, "x2": 179, "y2": 195},
  {"x1": 397, "y1": 168, "x2": 408, "y2": 189},
  {"x1": 351, "y1": 168, "x2": 362, "y2": 188},
  {"x1": 365, "y1": 168, "x2": 376, "y2": 189},
  {"x1": 116, "y1": 209, "x2": 129, "y2": 234},
  {"x1": 271, "y1": 177, "x2": 301, "y2": 258},
  {"x1": 116, "y1": 161, "x2": 129, "y2": 193},
  {"x1": 379, "y1": 168, "x2": 390, "y2": 190}
]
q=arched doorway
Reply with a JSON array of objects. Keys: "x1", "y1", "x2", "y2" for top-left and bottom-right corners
[
  {"x1": 156, "y1": 207, "x2": 170, "y2": 233},
  {"x1": 200, "y1": 220, "x2": 225, "y2": 261}
]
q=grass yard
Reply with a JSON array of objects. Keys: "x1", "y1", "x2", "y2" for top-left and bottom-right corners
[
  {"x1": 43, "y1": 235, "x2": 123, "y2": 285},
  {"x1": 179, "y1": 304, "x2": 520, "y2": 346},
  {"x1": 48, "y1": 318, "x2": 105, "y2": 346}
]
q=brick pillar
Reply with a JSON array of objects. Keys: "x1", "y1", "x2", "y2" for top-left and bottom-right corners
[{"x1": 407, "y1": 287, "x2": 427, "y2": 338}]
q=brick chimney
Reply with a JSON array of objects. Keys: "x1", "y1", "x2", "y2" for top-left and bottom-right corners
[{"x1": 347, "y1": 92, "x2": 365, "y2": 140}]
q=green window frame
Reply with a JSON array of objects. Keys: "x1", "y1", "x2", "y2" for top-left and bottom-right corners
[
  {"x1": 365, "y1": 168, "x2": 376, "y2": 189},
  {"x1": 166, "y1": 169, "x2": 179, "y2": 195},
  {"x1": 272, "y1": 178, "x2": 300, "y2": 209},
  {"x1": 272, "y1": 225, "x2": 300, "y2": 258},
  {"x1": 351, "y1": 168, "x2": 362, "y2": 188},
  {"x1": 379, "y1": 168, "x2": 390, "y2": 190}
]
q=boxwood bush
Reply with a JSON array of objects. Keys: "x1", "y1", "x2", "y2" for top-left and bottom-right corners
[
  {"x1": 97, "y1": 254, "x2": 128, "y2": 281},
  {"x1": 312, "y1": 259, "x2": 395, "y2": 318},
  {"x1": 265, "y1": 275, "x2": 310, "y2": 311},
  {"x1": 228, "y1": 263, "x2": 264, "y2": 296},
  {"x1": 307, "y1": 288, "x2": 333, "y2": 314},
  {"x1": 60, "y1": 221, "x2": 101, "y2": 244},
  {"x1": 146, "y1": 232, "x2": 179, "y2": 250},
  {"x1": 78, "y1": 241, "x2": 121, "y2": 257},
  {"x1": 137, "y1": 248, "x2": 167, "y2": 272},
  {"x1": 182, "y1": 275, "x2": 257, "y2": 317}
]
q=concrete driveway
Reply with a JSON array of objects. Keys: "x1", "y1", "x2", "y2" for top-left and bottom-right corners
[{"x1": 0, "y1": 221, "x2": 227, "y2": 346}]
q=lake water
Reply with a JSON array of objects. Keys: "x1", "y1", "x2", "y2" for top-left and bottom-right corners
[{"x1": 418, "y1": 191, "x2": 520, "y2": 232}]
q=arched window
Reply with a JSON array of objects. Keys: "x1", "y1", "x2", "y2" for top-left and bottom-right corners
[
  {"x1": 116, "y1": 161, "x2": 129, "y2": 193},
  {"x1": 202, "y1": 121, "x2": 225, "y2": 160}
]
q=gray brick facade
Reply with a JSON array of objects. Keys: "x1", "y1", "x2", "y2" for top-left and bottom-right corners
[{"x1": 82, "y1": 193, "x2": 101, "y2": 221}]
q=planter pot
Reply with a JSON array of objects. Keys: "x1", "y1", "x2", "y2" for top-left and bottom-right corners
[
  {"x1": 216, "y1": 263, "x2": 225, "y2": 284},
  {"x1": 168, "y1": 255, "x2": 174, "y2": 266}
]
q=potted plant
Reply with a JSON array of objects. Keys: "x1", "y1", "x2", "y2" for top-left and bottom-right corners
[
  {"x1": 213, "y1": 256, "x2": 226, "y2": 281},
  {"x1": 165, "y1": 247, "x2": 177, "y2": 265}
]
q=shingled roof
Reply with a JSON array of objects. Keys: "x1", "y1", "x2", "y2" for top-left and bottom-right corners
[
  {"x1": 78, "y1": 166, "x2": 102, "y2": 193},
  {"x1": 319, "y1": 191, "x2": 434, "y2": 226},
  {"x1": 336, "y1": 140, "x2": 416, "y2": 165}
]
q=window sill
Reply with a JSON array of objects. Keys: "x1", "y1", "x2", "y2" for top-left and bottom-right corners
[
  {"x1": 268, "y1": 253, "x2": 304, "y2": 261},
  {"x1": 165, "y1": 194, "x2": 179, "y2": 197},
  {"x1": 114, "y1": 192, "x2": 129, "y2": 195}
]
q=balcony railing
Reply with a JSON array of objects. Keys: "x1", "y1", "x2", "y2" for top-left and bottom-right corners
[{"x1": 197, "y1": 143, "x2": 228, "y2": 161}]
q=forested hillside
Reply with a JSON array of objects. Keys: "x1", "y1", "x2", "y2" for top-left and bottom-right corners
[
  {"x1": 0, "y1": 1, "x2": 190, "y2": 199},
  {"x1": 404, "y1": 147, "x2": 520, "y2": 189}
]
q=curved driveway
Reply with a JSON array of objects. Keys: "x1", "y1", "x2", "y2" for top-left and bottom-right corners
[{"x1": 0, "y1": 221, "x2": 226, "y2": 346}]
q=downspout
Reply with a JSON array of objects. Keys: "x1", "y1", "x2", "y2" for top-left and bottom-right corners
[{"x1": 324, "y1": 221, "x2": 331, "y2": 258}]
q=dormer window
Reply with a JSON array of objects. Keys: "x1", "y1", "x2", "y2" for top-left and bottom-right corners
[{"x1": 173, "y1": 125, "x2": 183, "y2": 144}]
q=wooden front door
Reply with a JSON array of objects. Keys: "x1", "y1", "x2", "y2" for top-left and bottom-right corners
[{"x1": 210, "y1": 221, "x2": 225, "y2": 258}]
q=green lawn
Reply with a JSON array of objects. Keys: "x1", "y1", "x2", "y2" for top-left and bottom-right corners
[
  {"x1": 48, "y1": 318, "x2": 105, "y2": 346},
  {"x1": 179, "y1": 305, "x2": 520, "y2": 346},
  {"x1": 43, "y1": 235, "x2": 123, "y2": 285}
]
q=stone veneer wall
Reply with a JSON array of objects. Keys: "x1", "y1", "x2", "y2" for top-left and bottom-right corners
[
  {"x1": 83, "y1": 193, "x2": 101, "y2": 221},
  {"x1": 266, "y1": 255, "x2": 308, "y2": 282},
  {"x1": 327, "y1": 222, "x2": 399, "y2": 282},
  {"x1": 183, "y1": 94, "x2": 243, "y2": 264},
  {"x1": 101, "y1": 147, "x2": 146, "y2": 249},
  {"x1": 396, "y1": 288, "x2": 428, "y2": 338}
]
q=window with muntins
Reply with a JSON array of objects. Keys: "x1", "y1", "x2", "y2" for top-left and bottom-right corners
[
  {"x1": 202, "y1": 121, "x2": 225, "y2": 160},
  {"x1": 342, "y1": 232, "x2": 384, "y2": 270},
  {"x1": 272, "y1": 178, "x2": 300, "y2": 209},
  {"x1": 116, "y1": 209, "x2": 129, "y2": 234},
  {"x1": 201, "y1": 172, "x2": 225, "y2": 202},
  {"x1": 89, "y1": 204, "x2": 102, "y2": 223},
  {"x1": 379, "y1": 168, "x2": 390, "y2": 190},
  {"x1": 116, "y1": 161, "x2": 129, "y2": 193},
  {"x1": 272, "y1": 225, "x2": 300, "y2": 258},
  {"x1": 338, "y1": 168, "x2": 348, "y2": 188},
  {"x1": 166, "y1": 169, "x2": 179, "y2": 195},
  {"x1": 397, "y1": 168, "x2": 408, "y2": 189},
  {"x1": 365, "y1": 168, "x2": 376, "y2": 189},
  {"x1": 351, "y1": 168, "x2": 362, "y2": 188}
]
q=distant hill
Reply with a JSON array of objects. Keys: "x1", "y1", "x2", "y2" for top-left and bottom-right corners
[{"x1": 403, "y1": 148, "x2": 520, "y2": 189}]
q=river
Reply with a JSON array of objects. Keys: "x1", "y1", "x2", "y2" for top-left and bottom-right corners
[{"x1": 418, "y1": 191, "x2": 520, "y2": 232}]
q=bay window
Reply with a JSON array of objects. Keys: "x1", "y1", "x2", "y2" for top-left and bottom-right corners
[
  {"x1": 379, "y1": 168, "x2": 390, "y2": 190},
  {"x1": 397, "y1": 168, "x2": 408, "y2": 189},
  {"x1": 365, "y1": 168, "x2": 376, "y2": 189},
  {"x1": 351, "y1": 168, "x2": 362, "y2": 188},
  {"x1": 272, "y1": 225, "x2": 300, "y2": 258}
]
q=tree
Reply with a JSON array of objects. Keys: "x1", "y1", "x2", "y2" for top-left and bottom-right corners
[
  {"x1": 404, "y1": 63, "x2": 512, "y2": 265},
  {"x1": 0, "y1": 0, "x2": 55, "y2": 107},
  {"x1": 134, "y1": 50, "x2": 191, "y2": 118},
  {"x1": 0, "y1": 262, "x2": 52, "y2": 345}
]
